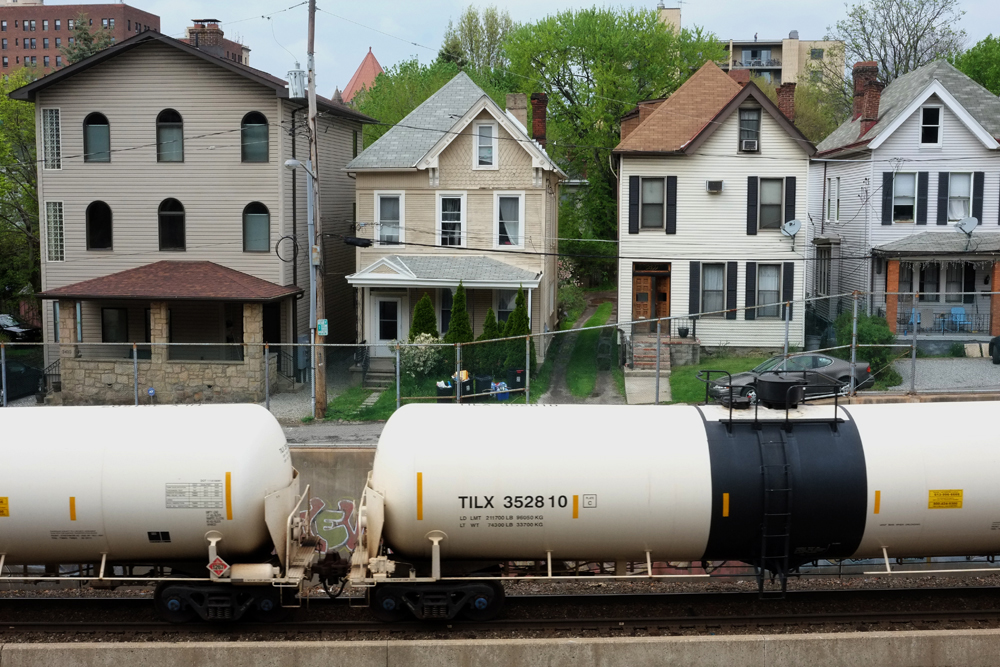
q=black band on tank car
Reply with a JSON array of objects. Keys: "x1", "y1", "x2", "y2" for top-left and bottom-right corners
[{"x1": 697, "y1": 408, "x2": 868, "y2": 566}]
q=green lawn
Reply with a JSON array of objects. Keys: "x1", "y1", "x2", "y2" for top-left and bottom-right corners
[
  {"x1": 668, "y1": 356, "x2": 768, "y2": 404},
  {"x1": 558, "y1": 284, "x2": 587, "y2": 330},
  {"x1": 565, "y1": 302, "x2": 615, "y2": 398}
]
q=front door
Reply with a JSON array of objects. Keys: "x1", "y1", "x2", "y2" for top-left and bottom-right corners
[
  {"x1": 655, "y1": 276, "x2": 670, "y2": 321},
  {"x1": 373, "y1": 297, "x2": 401, "y2": 357},
  {"x1": 633, "y1": 276, "x2": 652, "y2": 326}
]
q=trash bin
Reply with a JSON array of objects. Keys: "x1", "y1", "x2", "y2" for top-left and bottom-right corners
[
  {"x1": 436, "y1": 381, "x2": 454, "y2": 404},
  {"x1": 493, "y1": 381, "x2": 509, "y2": 401},
  {"x1": 458, "y1": 378, "x2": 474, "y2": 401},
  {"x1": 507, "y1": 369, "x2": 525, "y2": 393},
  {"x1": 474, "y1": 375, "x2": 493, "y2": 401}
]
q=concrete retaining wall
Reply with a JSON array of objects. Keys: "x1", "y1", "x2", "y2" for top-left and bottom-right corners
[{"x1": 7, "y1": 630, "x2": 1000, "y2": 666}]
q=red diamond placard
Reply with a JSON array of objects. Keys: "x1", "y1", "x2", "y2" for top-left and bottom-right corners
[{"x1": 207, "y1": 556, "x2": 230, "y2": 577}]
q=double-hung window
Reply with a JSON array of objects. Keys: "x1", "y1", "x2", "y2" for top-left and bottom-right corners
[
  {"x1": 240, "y1": 112, "x2": 268, "y2": 162},
  {"x1": 474, "y1": 121, "x2": 498, "y2": 169},
  {"x1": 101, "y1": 308, "x2": 128, "y2": 344},
  {"x1": 440, "y1": 288, "x2": 453, "y2": 334},
  {"x1": 156, "y1": 109, "x2": 184, "y2": 162},
  {"x1": 41, "y1": 108, "x2": 61, "y2": 169},
  {"x1": 826, "y1": 177, "x2": 840, "y2": 222},
  {"x1": 640, "y1": 177, "x2": 664, "y2": 228},
  {"x1": 83, "y1": 112, "x2": 110, "y2": 162},
  {"x1": 495, "y1": 192, "x2": 524, "y2": 247},
  {"x1": 243, "y1": 202, "x2": 270, "y2": 252},
  {"x1": 739, "y1": 108, "x2": 760, "y2": 151},
  {"x1": 437, "y1": 192, "x2": 465, "y2": 247},
  {"x1": 948, "y1": 173, "x2": 972, "y2": 221},
  {"x1": 919, "y1": 264, "x2": 940, "y2": 302},
  {"x1": 899, "y1": 263, "x2": 914, "y2": 302},
  {"x1": 757, "y1": 264, "x2": 781, "y2": 317},
  {"x1": 759, "y1": 178, "x2": 783, "y2": 229},
  {"x1": 375, "y1": 192, "x2": 403, "y2": 246},
  {"x1": 892, "y1": 173, "x2": 916, "y2": 222},
  {"x1": 945, "y1": 264, "x2": 963, "y2": 303},
  {"x1": 920, "y1": 107, "x2": 941, "y2": 145},
  {"x1": 496, "y1": 289, "x2": 517, "y2": 324},
  {"x1": 815, "y1": 247, "x2": 830, "y2": 296},
  {"x1": 701, "y1": 263, "x2": 725, "y2": 317}
]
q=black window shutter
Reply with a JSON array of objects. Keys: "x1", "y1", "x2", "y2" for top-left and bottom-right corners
[
  {"x1": 745, "y1": 262, "x2": 757, "y2": 320},
  {"x1": 784, "y1": 176, "x2": 796, "y2": 221},
  {"x1": 689, "y1": 261, "x2": 700, "y2": 319},
  {"x1": 916, "y1": 172, "x2": 928, "y2": 224},
  {"x1": 726, "y1": 261, "x2": 737, "y2": 319},
  {"x1": 747, "y1": 176, "x2": 758, "y2": 235},
  {"x1": 781, "y1": 262, "x2": 794, "y2": 320},
  {"x1": 628, "y1": 176, "x2": 639, "y2": 234},
  {"x1": 665, "y1": 175, "x2": 677, "y2": 234},
  {"x1": 881, "y1": 172, "x2": 893, "y2": 225},
  {"x1": 963, "y1": 262, "x2": 976, "y2": 304},
  {"x1": 973, "y1": 171, "x2": 985, "y2": 224},
  {"x1": 937, "y1": 172, "x2": 949, "y2": 225}
]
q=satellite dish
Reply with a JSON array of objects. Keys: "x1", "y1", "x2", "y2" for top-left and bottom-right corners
[
  {"x1": 780, "y1": 219, "x2": 802, "y2": 237},
  {"x1": 956, "y1": 217, "x2": 978, "y2": 236}
]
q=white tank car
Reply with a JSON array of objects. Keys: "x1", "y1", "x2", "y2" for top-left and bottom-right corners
[
  {"x1": 0, "y1": 404, "x2": 293, "y2": 564},
  {"x1": 367, "y1": 402, "x2": 1000, "y2": 565}
]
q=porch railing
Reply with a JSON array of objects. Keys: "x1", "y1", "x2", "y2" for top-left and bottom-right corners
[{"x1": 896, "y1": 310, "x2": 991, "y2": 335}]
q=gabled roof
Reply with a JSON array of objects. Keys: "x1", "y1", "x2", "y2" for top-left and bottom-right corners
[
  {"x1": 343, "y1": 48, "x2": 383, "y2": 104},
  {"x1": 613, "y1": 61, "x2": 815, "y2": 156},
  {"x1": 816, "y1": 60, "x2": 1000, "y2": 155},
  {"x1": 347, "y1": 255, "x2": 540, "y2": 288},
  {"x1": 38, "y1": 261, "x2": 302, "y2": 302},
  {"x1": 9, "y1": 31, "x2": 374, "y2": 124},
  {"x1": 345, "y1": 72, "x2": 566, "y2": 177}
]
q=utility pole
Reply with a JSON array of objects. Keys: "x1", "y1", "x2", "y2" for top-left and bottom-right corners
[{"x1": 307, "y1": 0, "x2": 326, "y2": 417}]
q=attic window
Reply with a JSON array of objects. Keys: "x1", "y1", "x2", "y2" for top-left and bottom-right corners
[
  {"x1": 739, "y1": 109, "x2": 760, "y2": 152},
  {"x1": 920, "y1": 107, "x2": 941, "y2": 145},
  {"x1": 474, "y1": 121, "x2": 498, "y2": 170}
]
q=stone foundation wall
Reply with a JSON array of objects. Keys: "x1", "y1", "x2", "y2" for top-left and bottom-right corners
[{"x1": 667, "y1": 339, "x2": 700, "y2": 367}]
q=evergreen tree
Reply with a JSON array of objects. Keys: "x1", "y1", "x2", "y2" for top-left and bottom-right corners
[
  {"x1": 408, "y1": 292, "x2": 438, "y2": 341},
  {"x1": 62, "y1": 13, "x2": 115, "y2": 65},
  {"x1": 476, "y1": 307, "x2": 502, "y2": 376},
  {"x1": 478, "y1": 307, "x2": 499, "y2": 341},
  {"x1": 443, "y1": 282, "x2": 473, "y2": 345},
  {"x1": 503, "y1": 286, "x2": 536, "y2": 372}
]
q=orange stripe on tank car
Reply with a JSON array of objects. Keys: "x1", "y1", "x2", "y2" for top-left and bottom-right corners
[
  {"x1": 874, "y1": 490, "x2": 881, "y2": 515},
  {"x1": 69, "y1": 496, "x2": 76, "y2": 521},
  {"x1": 573, "y1": 495, "x2": 579, "y2": 519},
  {"x1": 722, "y1": 493, "x2": 730, "y2": 518},
  {"x1": 416, "y1": 472, "x2": 423, "y2": 520},
  {"x1": 225, "y1": 472, "x2": 233, "y2": 521}
]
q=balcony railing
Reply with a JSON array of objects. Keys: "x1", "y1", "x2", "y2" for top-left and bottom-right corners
[{"x1": 731, "y1": 59, "x2": 782, "y2": 68}]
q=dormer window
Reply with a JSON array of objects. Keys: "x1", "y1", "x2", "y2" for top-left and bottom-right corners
[
  {"x1": 920, "y1": 107, "x2": 941, "y2": 145},
  {"x1": 474, "y1": 121, "x2": 498, "y2": 169},
  {"x1": 739, "y1": 109, "x2": 760, "y2": 152}
]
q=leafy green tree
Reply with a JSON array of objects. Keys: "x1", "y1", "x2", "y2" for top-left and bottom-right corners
[
  {"x1": 443, "y1": 282, "x2": 473, "y2": 345},
  {"x1": 62, "y1": 13, "x2": 115, "y2": 65},
  {"x1": 951, "y1": 35, "x2": 1000, "y2": 95},
  {"x1": 408, "y1": 292, "x2": 439, "y2": 341},
  {"x1": 827, "y1": 0, "x2": 966, "y2": 84},
  {"x1": 504, "y1": 8, "x2": 725, "y2": 283},
  {"x1": 441, "y1": 5, "x2": 515, "y2": 72},
  {"x1": 0, "y1": 68, "x2": 40, "y2": 300},
  {"x1": 748, "y1": 75, "x2": 844, "y2": 143},
  {"x1": 503, "y1": 286, "x2": 536, "y2": 372}
]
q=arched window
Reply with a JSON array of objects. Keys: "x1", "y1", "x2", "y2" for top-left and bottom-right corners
[
  {"x1": 86, "y1": 201, "x2": 112, "y2": 250},
  {"x1": 158, "y1": 198, "x2": 185, "y2": 251},
  {"x1": 156, "y1": 109, "x2": 183, "y2": 162},
  {"x1": 243, "y1": 202, "x2": 269, "y2": 252},
  {"x1": 83, "y1": 112, "x2": 110, "y2": 162},
  {"x1": 241, "y1": 111, "x2": 268, "y2": 163}
]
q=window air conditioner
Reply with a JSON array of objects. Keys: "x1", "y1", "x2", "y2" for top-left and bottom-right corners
[
  {"x1": 706, "y1": 180, "x2": 724, "y2": 193},
  {"x1": 741, "y1": 139, "x2": 758, "y2": 152}
]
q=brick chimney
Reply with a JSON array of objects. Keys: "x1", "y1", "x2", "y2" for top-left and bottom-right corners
[
  {"x1": 638, "y1": 99, "x2": 664, "y2": 124},
  {"x1": 530, "y1": 93, "x2": 548, "y2": 147},
  {"x1": 188, "y1": 19, "x2": 224, "y2": 48},
  {"x1": 852, "y1": 61, "x2": 879, "y2": 118},
  {"x1": 506, "y1": 93, "x2": 528, "y2": 129},
  {"x1": 777, "y1": 82, "x2": 796, "y2": 121},
  {"x1": 860, "y1": 80, "x2": 885, "y2": 135},
  {"x1": 728, "y1": 69, "x2": 750, "y2": 87}
]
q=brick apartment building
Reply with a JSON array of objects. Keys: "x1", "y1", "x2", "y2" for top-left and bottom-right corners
[{"x1": 0, "y1": 0, "x2": 159, "y2": 72}]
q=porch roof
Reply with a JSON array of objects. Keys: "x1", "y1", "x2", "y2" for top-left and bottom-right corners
[
  {"x1": 38, "y1": 261, "x2": 302, "y2": 302},
  {"x1": 347, "y1": 255, "x2": 541, "y2": 289},
  {"x1": 873, "y1": 231, "x2": 1000, "y2": 259}
]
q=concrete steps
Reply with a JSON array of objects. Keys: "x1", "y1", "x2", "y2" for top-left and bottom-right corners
[{"x1": 631, "y1": 335, "x2": 672, "y2": 373}]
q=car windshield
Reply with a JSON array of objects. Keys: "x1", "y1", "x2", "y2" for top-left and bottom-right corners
[
  {"x1": 752, "y1": 357, "x2": 784, "y2": 373},
  {"x1": 0, "y1": 314, "x2": 19, "y2": 327}
]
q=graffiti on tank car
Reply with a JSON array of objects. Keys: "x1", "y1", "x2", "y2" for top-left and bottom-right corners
[{"x1": 299, "y1": 497, "x2": 358, "y2": 555}]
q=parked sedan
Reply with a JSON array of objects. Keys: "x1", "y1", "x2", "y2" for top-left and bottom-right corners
[
  {"x1": 0, "y1": 314, "x2": 42, "y2": 343},
  {"x1": 1, "y1": 359, "x2": 44, "y2": 403},
  {"x1": 708, "y1": 353, "x2": 874, "y2": 404}
]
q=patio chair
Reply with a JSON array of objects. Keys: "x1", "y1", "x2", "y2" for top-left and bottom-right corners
[
  {"x1": 950, "y1": 307, "x2": 970, "y2": 332},
  {"x1": 901, "y1": 311, "x2": 920, "y2": 335}
]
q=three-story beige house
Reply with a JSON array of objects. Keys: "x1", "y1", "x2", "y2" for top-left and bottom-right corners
[
  {"x1": 345, "y1": 73, "x2": 565, "y2": 358},
  {"x1": 12, "y1": 31, "x2": 372, "y2": 404}
]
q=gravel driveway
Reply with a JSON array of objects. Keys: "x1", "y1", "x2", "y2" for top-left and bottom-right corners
[{"x1": 890, "y1": 357, "x2": 1000, "y2": 392}]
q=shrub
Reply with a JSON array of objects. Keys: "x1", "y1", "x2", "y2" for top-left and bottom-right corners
[
  {"x1": 470, "y1": 307, "x2": 504, "y2": 377},
  {"x1": 400, "y1": 333, "x2": 448, "y2": 379},
  {"x1": 443, "y1": 282, "x2": 473, "y2": 345},
  {"x1": 409, "y1": 292, "x2": 438, "y2": 341},
  {"x1": 948, "y1": 342, "x2": 967, "y2": 358},
  {"x1": 834, "y1": 311, "x2": 902, "y2": 386},
  {"x1": 503, "y1": 286, "x2": 536, "y2": 373}
]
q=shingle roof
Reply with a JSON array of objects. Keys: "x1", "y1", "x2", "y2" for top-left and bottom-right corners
[
  {"x1": 39, "y1": 261, "x2": 302, "y2": 302},
  {"x1": 874, "y1": 231, "x2": 1000, "y2": 256},
  {"x1": 817, "y1": 60, "x2": 1000, "y2": 154},
  {"x1": 345, "y1": 72, "x2": 489, "y2": 170},
  {"x1": 614, "y1": 61, "x2": 743, "y2": 153},
  {"x1": 343, "y1": 48, "x2": 384, "y2": 104},
  {"x1": 348, "y1": 255, "x2": 539, "y2": 286}
]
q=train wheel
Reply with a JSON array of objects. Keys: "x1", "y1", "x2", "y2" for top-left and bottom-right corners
[
  {"x1": 458, "y1": 582, "x2": 505, "y2": 621},
  {"x1": 154, "y1": 583, "x2": 198, "y2": 623},
  {"x1": 370, "y1": 586, "x2": 410, "y2": 622},
  {"x1": 249, "y1": 587, "x2": 291, "y2": 622}
]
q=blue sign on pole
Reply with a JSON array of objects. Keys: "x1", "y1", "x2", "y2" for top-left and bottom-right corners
[
  {"x1": 317, "y1": 319, "x2": 329, "y2": 337},
  {"x1": 147, "y1": 387, "x2": 156, "y2": 397}
]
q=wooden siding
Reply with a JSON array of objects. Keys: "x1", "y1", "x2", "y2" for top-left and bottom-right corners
[{"x1": 617, "y1": 105, "x2": 809, "y2": 347}]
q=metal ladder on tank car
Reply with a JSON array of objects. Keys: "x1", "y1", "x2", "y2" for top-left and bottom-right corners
[{"x1": 756, "y1": 428, "x2": 792, "y2": 598}]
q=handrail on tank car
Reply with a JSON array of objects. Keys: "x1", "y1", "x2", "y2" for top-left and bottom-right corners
[
  {"x1": 755, "y1": 369, "x2": 843, "y2": 430},
  {"x1": 695, "y1": 370, "x2": 734, "y2": 425}
]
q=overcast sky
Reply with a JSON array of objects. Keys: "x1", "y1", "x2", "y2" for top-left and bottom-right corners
[{"x1": 44, "y1": 0, "x2": 997, "y2": 95}]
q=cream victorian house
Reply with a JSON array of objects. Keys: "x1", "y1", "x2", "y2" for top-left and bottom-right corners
[{"x1": 345, "y1": 73, "x2": 565, "y2": 358}]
